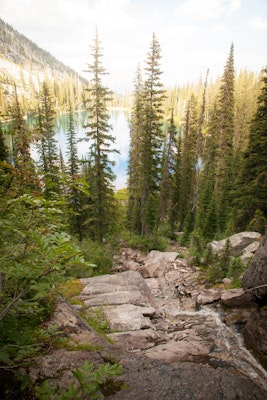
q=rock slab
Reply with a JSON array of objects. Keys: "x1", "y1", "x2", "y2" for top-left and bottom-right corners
[
  {"x1": 242, "y1": 233, "x2": 267, "y2": 303},
  {"x1": 209, "y1": 231, "x2": 261, "y2": 257}
]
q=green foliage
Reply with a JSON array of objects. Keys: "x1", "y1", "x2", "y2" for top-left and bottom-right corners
[
  {"x1": 127, "y1": 34, "x2": 166, "y2": 236},
  {"x1": 83, "y1": 30, "x2": 118, "y2": 242},
  {"x1": 59, "y1": 279, "x2": 84, "y2": 300},
  {"x1": 115, "y1": 188, "x2": 128, "y2": 203},
  {"x1": 197, "y1": 239, "x2": 247, "y2": 286},
  {"x1": 79, "y1": 239, "x2": 113, "y2": 276},
  {"x1": 0, "y1": 194, "x2": 92, "y2": 375},
  {"x1": 231, "y1": 68, "x2": 267, "y2": 232},
  {"x1": 247, "y1": 209, "x2": 267, "y2": 234},
  {"x1": 120, "y1": 229, "x2": 168, "y2": 252},
  {"x1": 81, "y1": 306, "x2": 111, "y2": 335},
  {"x1": 227, "y1": 257, "x2": 247, "y2": 288},
  {"x1": 35, "y1": 360, "x2": 123, "y2": 400}
]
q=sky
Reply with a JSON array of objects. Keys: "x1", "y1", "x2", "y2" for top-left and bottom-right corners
[{"x1": 1, "y1": 0, "x2": 267, "y2": 93}]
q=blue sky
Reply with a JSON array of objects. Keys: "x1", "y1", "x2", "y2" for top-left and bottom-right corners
[{"x1": 1, "y1": 0, "x2": 267, "y2": 92}]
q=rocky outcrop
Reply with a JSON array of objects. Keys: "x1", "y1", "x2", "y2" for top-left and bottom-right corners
[
  {"x1": 209, "y1": 231, "x2": 261, "y2": 257},
  {"x1": 139, "y1": 250, "x2": 179, "y2": 278},
  {"x1": 30, "y1": 296, "x2": 267, "y2": 400},
  {"x1": 241, "y1": 241, "x2": 261, "y2": 264},
  {"x1": 221, "y1": 288, "x2": 252, "y2": 308},
  {"x1": 26, "y1": 247, "x2": 267, "y2": 398},
  {"x1": 242, "y1": 233, "x2": 267, "y2": 303},
  {"x1": 244, "y1": 306, "x2": 267, "y2": 370},
  {"x1": 80, "y1": 270, "x2": 157, "y2": 307}
]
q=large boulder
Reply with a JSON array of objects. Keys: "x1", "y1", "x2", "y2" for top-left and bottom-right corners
[
  {"x1": 241, "y1": 241, "x2": 261, "y2": 265},
  {"x1": 79, "y1": 270, "x2": 157, "y2": 307},
  {"x1": 244, "y1": 306, "x2": 267, "y2": 369},
  {"x1": 242, "y1": 233, "x2": 267, "y2": 303},
  {"x1": 209, "y1": 232, "x2": 261, "y2": 257},
  {"x1": 139, "y1": 250, "x2": 179, "y2": 278},
  {"x1": 221, "y1": 288, "x2": 252, "y2": 308}
]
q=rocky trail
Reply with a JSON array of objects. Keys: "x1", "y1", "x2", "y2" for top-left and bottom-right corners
[{"x1": 30, "y1": 236, "x2": 267, "y2": 399}]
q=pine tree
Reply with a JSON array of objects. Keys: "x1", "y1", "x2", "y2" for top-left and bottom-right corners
[
  {"x1": 193, "y1": 45, "x2": 235, "y2": 241},
  {"x1": 139, "y1": 33, "x2": 166, "y2": 236},
  {"x1": 65, "y1": 104, "x2": 86, "y2": 241},
  {"x1": 0, "y1": 124, "x2": 8, "y2": 162},
  {"x1": 83, "y1": 29, "x2": 118, "y2": 242},
  {"x1": 179, "y1": 94, "x2": 198, "y2": 230},
  {"x1": 0, "y1": 124, "x2": 9, "y2": 194},
  {"x1": 214, "y1": 43, "x2": 235, "y2": 233},
  {"x1": 231, "y1": 67, "x2": 267, "y2": 232},
  {"x1": 169, "y1": 133, "x2": 182, "y2": 234},
  {"x1": 9, "y1": 84, "x2": 39, "y2": 195},
  {"x1": 194, "y1": 100, "x2": 219, "y2": 240},
  {"x1": 127, "y1": 65, "x2": 144, "y2": 233},
  {"x1": 158, "y1": 109, "x2": 178, "y2": 224},
  {"x1": 36, "y1": 81, "x2": 60, "y2": 199}
]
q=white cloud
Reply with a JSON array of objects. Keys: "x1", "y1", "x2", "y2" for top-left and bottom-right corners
[
  {"x1": 212, "y1": 23, "x2": 227, "y2": 33},
  {"x1": 175, "y1": 0, "x2": 241, "y2": 20},
  {"x1": 248, "y1": 17, "x2": 267, "y2": 31}
]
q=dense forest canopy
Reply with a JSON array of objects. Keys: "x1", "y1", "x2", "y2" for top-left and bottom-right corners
[{"x1": 0, "y1": 23, "x2": 267, "y2": 398}]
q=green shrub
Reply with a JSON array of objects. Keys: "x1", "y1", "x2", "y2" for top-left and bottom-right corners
[
  {"x1": 80, "y1": 306, "x2": 111, "y2": 335},
  {"x1": 35, "y1": 360, "x2": 123, "y2": 400},
  {"x1": 120, "y1": 229, "x2": 168, "y2": 252},
  {"x1": 227, "y1": 257, "x2": 247, "y2": 288},
  {"x1": 79, "y1": 239, "x2": 113, "y2": 276}
]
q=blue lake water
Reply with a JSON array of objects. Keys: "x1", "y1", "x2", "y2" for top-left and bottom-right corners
[{"x1": 56, "y1": 108, "x2": 130, "y2": 190}]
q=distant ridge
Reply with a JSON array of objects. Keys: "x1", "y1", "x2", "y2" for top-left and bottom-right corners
[{"x1": 0, "y1": 17, "x2": 87, "y2": 84}]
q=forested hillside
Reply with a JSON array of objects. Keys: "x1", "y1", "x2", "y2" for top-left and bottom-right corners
[
  {"x1": 128, "y1": 40, "x2": 266, "y2": 246},
  {"x1": 0, "y1": 24, "x2": 267, "y2": 398}
]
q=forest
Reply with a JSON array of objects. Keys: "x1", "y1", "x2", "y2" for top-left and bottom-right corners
[{"x1": 0, "y1": 28, "x2": 267, "y2": 397}]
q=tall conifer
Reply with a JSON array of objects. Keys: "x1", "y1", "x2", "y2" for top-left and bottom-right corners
[
  {"x1": 37, "y1": 80, "x2": 60, "y2": 199},
  {"x1": 139, "y1": 33, "x2": 166, "y2": 236},
  {"x1": 158, "y1": 109, "x2": 178, "y2": 224},
  {"x1": 83, "y1": 29, "x2": 117, "y2": 242},
  {"x1": 127, "y1": 65, "x2": 144, "y2": 233},
  {"x1": 231, "y1": 67, "x2": 267, "y2": 232},
  {"x1": 65, "y1": 105, "x2": 86, "y2": 241},
  {"x1": 214, "y1": 43, "x2": 235, "y2": 233}
]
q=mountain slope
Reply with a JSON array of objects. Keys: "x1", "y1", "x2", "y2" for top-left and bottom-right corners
[{"x1": 0, "y1": 17, "x2": 85, "y2": 83}]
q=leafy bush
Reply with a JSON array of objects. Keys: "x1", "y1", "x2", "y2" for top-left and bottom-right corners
[
  {"x1": 120, "y1": 229, "x2": 168, "y2": 252},
  {"x1": 35, "y1": 360, "x2": 123, "y2": 400},
  {"x1": 227, "y1": 257, "x2": 247, "y2": 288},
  {"x1": 80, "y1": 306, "x2": 111, "y2": 335},
  {"x1": 79, "y1": 239, "x2": 113, "y2": 276}
]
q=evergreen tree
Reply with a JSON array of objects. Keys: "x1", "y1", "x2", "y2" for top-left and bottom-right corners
[
  {"x1": 139, "y1": 33, "x2": 166, "y2": 236},
  {"x1": 0, "y1": 124, "x2": 8, "y2": 162},
  {"x1": 127, "y1": 65, "x2": 144, "y2": 233},
  {"x1": 36, "y1": 80, "x2": 60, "y2": 199},
  {"x1": 0, "y1": 124, "x2": 9, "y2": 194},
  {"x1": 65, "y1": 105, "x2": 86, "y2": 241},
  {"x1": 169, "y1": 133, "x2": 182, "y2": 234},
  {"x1": 9, "y1": 85, "x2": 39, "y2": 195},
  {"x1": 231, "y1": 67, "x2": 267, "y2": 232},
  {"x1": 83, "y1": 29, "x2": 117, "y2": 242},
  {"x1": 158, "y1": 109, "x2": 178, "y2": 224},
  {"x1": 193, "y1": 45, "x2": 235, "y2": 241},
  {"x1": 214, "y1": 43, "x2": 235, "y2": 233},
  {"x1": 194, "y1": 100, "x2": 219, "y2": 240},
  {"x1": 179, "y1": 94, "x2": 198, "y2": 230}
]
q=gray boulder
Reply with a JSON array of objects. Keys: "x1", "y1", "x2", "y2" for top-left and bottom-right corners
[
  {"x1": 241, "y1": 241, "x2": 261, "y2": 265},
  {"x1": 209, "y1": 232, "x2": 261, "y2": 257},
  {"x1": 242, "y1": 233, "x2": 267, "y2": 303},
  {"x1": 221, "y1": 288, "x2": 252, "y2": 308},
  {"x1": 139, "y1": 250, "x2": 179, "y2": 278},
  {"x1": 80, "y1": 270, "x2": 157, "y2": 307},
  {"x1": 244, "y1": 306, "x2": 267, "y2": 369}
]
